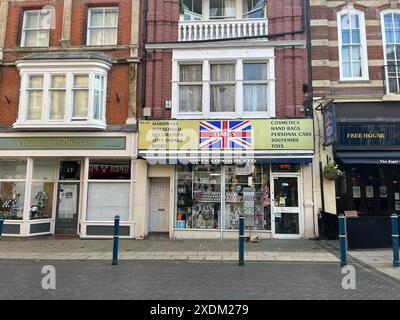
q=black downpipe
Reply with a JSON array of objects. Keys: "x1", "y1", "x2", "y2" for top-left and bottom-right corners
[
  {"x1": 141, "y1": 0, "x2": 148, "y2": 109},
  {"x1": 305, "y1": 0, "x2": 313, "y2": 118},
  {"x1": 146, "y1": 0, "x2": 308, "y2": 46}
]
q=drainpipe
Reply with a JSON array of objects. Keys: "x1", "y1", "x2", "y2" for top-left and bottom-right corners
[{"x1": 141, "y1": 0, "x2": 148, "y2": 109}]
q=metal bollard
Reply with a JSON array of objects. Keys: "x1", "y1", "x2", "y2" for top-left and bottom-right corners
[
  {"x1": 0, "y1": 217, "x2": 4, "y2": 240},
  {"x1": 391, "y1": 214, "x2": 400, "y2": 267},
  {"x1": 112, "y1": 215, "x2": 120, "y2": 266},
  {"x1": 338, "y1": 214, "x2": 348, "y2": 268},
  {"x1": 238, "y1": 215, "x2": 245, "y2": 266}
]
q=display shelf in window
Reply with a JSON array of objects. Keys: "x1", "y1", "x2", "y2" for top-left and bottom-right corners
[{"x1": 193, "y1": 191, "x2": 221, "y2": 202}]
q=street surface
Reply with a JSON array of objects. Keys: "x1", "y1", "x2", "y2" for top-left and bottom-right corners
[{"x1": 1, "y1": 260, "x2": 399, "y2": 300}]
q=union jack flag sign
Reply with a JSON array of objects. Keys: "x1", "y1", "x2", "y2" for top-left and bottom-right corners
[{"x1": 199, "y1": 120, "x2": 252, "y2": 149}]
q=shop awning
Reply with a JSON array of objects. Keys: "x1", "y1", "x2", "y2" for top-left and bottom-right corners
[
  {"x1": 139, "y1": 150, "x2": 313, "y2": 164},
  {"x1": 336, "y1": 151, "x2": 400, "y2": 165}
]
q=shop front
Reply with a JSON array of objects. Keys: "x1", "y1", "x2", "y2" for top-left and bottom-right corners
[
  {"x1": 335, "y1": 121, "x2": 400, "y2": 217},
  {"x1": 333, "y1": 110, "x2": 400, "y2": 248},
  {"x1": 138, "y1": 119, "x2": 315, "y2": 239},
  {"x1": 0, "y1": 133, "x2": 136, "y2": 238}
]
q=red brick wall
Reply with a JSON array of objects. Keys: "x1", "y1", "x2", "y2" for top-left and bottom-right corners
[
  {"x1": 0, "y1": 67, "x2": 20, "y2": 125},
  {"x1": 310, "y1": 1, "x2": 400, "y2": 97},
  {"x1": 1, "y1": 0, "x2": 133, "y2": 127},
  {"x1": 142, "y1": 0, "x2": 309, "y2": 119}
]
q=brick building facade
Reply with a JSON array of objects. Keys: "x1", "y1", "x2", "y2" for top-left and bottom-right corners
[
  {"x1": 311, "y1": 1, "x2": 400, "y2": 225},
  {"x1": 136, "y1": 0, "x2": 316, "y2": 239},
  {"x1": 0, "y1": 0, "x2": 141, "y2": 238}
]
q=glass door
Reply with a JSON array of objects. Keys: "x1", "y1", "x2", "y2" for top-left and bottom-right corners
[
  {"x1": 55, "y1": 183, "x2": 79, "y2": 233},
  {"x1": 271, "y1": 175, "x2": 301, "y2": 238}
]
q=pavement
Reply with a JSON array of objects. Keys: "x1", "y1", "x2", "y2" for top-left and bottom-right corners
[
  {"x1": 2, "y1": 236, "x2": 400, "y2": 284},
  {"x1": 316, "y1": 239, "x2": 400, "y2": 281},
  {"x1": 1, "y1": 260, "x2": 400, "y2": 300},
  {"x1": 0, "y1": 236, "x2": 339, "y2": 262},
  {"x1": 1, "y1": 237, "x2": 400, "y2": 299},
  {"x1": 347, "y1": 249, "x2": 400, "y2": 281}
]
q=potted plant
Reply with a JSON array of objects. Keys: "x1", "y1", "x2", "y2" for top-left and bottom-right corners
[{"x1": 323, "y1": 161, "x2": 342, "y2": 180}]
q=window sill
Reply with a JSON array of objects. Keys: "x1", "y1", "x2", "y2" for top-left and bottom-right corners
[
  {"x1": 13, "y1": 122, "x2": 107, "y2": 131},
  {"x1": 175, "y1": 113, "x2": 271, "y2": 119},
  {"x1": 382, "y1": 94, "x2": 400, "y2": 101},
  {"x1": 82, "y1": 45, "x2": 123, "y2": 50},
  {"x1": 9, "y1": 45, "x2": 128, "y2": 52},
  {"x1": 338, "y1": 79, "x2": 371, "y2": 84}
]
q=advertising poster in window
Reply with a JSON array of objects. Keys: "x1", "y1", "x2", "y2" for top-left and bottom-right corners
[{"x1": 352, "y1": 186, "x2": 361, "y2": 198}]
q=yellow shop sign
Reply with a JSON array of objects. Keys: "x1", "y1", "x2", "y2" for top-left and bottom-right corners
[{"x1": 139, "y1": 119, "x2": 313, "y2": 150}]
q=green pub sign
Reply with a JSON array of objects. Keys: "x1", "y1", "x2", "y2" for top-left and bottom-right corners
[{"x1": 0, "y1": 137, "x2": 127, "y2": 150}]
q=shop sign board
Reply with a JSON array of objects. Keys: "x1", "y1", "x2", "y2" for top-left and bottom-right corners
[
  {"x1": 0, "y1": 137, "x2": 126, "y2": 150},
  {"x1": 323, "y1": 104, "x2": 336, "y2": 146},
  {"x1": 337, "y1": 123, "x2": 400, "y2": 148},
  {"x1": 139, "y1": 119, "x2": 314, "y2": 151}
]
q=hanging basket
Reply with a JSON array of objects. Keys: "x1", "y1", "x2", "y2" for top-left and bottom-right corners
[{"x1": 323, "y1": 172, "x2": 339, "y2": 181}]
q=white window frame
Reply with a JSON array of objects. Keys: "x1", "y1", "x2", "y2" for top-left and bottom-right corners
[
  {"x1": 172, "y1": 48, "x2": 275, "y2": 119},
  {"x1": 381, "y1": 9, "x2": 400, "y2": 95},
  {"x1": 178, "y1": 63, "x2": 204, "y2": 114},
  {"x1": 242, "y1": 60, "x2": 270, "y2": 114},
  {"x1": 48, "y1": 74, "x2": 67, "y2": 121},
  {"x1": 209, "y1": 61, "x2": 237, "y2": 116},
  {"x1": 87, "y1": 7, "x2": 119, "y2": 46},
  {"x1": 180, "y1": 0, "x2": 266, "y2": 21},
  {"x1": 21, "y1": 9, "x2": 51, "y2": 48},
  {"x1": 337, "y1": 9, "x2": 369, "y2": 81},
  {"x1": 14, "y1": 60, "x2": 111, "y2": 130}
]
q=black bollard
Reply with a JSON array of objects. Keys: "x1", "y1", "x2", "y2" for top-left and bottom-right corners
[{"x1": 112, "y1": 215, "x2": 120, "y2": 265}]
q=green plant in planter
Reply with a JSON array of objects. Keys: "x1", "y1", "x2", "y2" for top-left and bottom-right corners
[{"x1": 323, "y1": 161, "x2": 342, "y2": 180}]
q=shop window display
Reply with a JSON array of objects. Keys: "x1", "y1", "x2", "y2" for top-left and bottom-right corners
[
  {"x1": 225, "y1": 164, "x2": 270, "y2": 230},
  {"x1": 0, "y1": 160, "x2": 27, "y2": 220},
  {"x1": 176, "y1": 164, "x2": 271, "y2": 230},
  {"x1": 29, "y1": 159, "x2": 56, "y2": 220}
]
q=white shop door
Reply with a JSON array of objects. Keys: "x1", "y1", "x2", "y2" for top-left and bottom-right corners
[{"x1": 149, "y1": 178, "x2": 170, "y2": 232}]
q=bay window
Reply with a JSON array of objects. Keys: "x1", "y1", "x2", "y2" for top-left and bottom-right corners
[
  {"x1": 49, "y1": 75, "x2": 66, "y2": 120},
  {"x1": 72, "y1": 75, "x2": 90, "y2": 119},
  {"x1": 27, "y1": 76, "x2": 44, "y2": 120},
  {"x1": 15, "y1": 58, "x2": 110, "y2": 129},
  {"x1": 337, "y1": 10, "x2": 369, "y2": 80}
]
